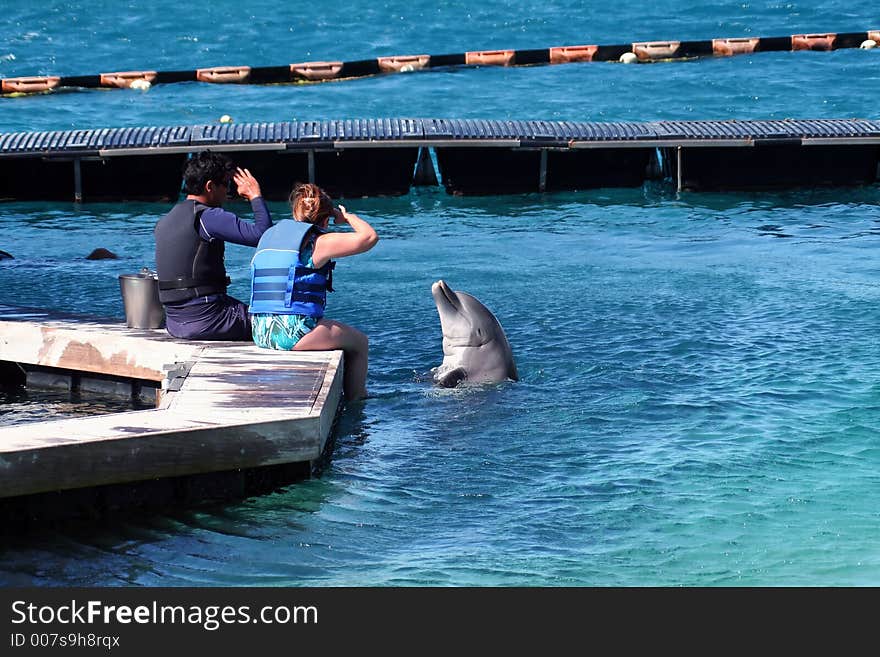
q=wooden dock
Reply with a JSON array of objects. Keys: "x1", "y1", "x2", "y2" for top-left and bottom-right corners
[{"x1": 0, "y1": 305, "x2": 343, "y2": 503}]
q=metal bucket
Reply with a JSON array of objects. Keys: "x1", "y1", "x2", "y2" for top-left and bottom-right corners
[{"x1": 118, "y1": 268, "x2": 165, "y2": 329}]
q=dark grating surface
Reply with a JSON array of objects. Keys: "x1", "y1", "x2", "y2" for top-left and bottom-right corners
[
  {"x1": 294, "y1": 118, "x2": 423, "y2": 141},
  {"x1": 2, "y1": 118, "x2": 880, "y2": 155},
  {"x1": 652, "y1": 118, "x2": 880, "y2": 139}
]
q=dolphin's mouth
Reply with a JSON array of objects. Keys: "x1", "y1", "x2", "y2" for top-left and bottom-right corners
[
  {"x1": 432, "y1": 280, "x2": 475, "y2": 347},
  {"x1": 431, "y1": 279, "x2": 460, "y2": 311}
]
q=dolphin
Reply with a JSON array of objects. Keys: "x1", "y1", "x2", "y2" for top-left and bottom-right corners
[
  {"x1": 85, "y1": 248, "x2": 119, "y2": 260},
  {"x1": 431, "y1": 279, "x2": 518, "y2": 388}
]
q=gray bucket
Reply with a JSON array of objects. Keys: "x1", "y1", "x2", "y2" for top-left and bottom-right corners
[{"x1": 118, "y1": 268, "x2": 165, "y2": 329}]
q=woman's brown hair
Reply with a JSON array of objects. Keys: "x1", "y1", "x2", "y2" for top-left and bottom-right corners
[{"x1": 290, "y1": 183, "x2": 333, "y2": 225}]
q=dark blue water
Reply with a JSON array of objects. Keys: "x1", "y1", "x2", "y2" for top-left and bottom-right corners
[{"x1": 2, "y1": 1, "x2": 880, "y2": 586}]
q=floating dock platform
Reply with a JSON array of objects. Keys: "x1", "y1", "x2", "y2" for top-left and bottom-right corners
[
  {"x1": 1, "y1": 118, "x2": 878, "y2": 200},
  {"x1": 0, "y1": 305, "x2": 343, "y2": 518}
]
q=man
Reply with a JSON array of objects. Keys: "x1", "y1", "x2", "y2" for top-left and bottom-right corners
[{"x1": 154, "y1": 151, "x2": 271, "y2": 340}]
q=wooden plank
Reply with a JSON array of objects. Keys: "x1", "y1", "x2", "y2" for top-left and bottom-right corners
[
  {"x1": 0, "y1": 310, "x2": 344, "y2": 498},
  {"x1": 0, "y1": 417, "x2": 323, "y2": 497},
  {"x1": 0, "y1": 309, "x2": 204, "y2": 382}
]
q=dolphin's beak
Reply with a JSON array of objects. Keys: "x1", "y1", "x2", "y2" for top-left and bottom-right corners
[{"x1": 432, "y1": 280, "x2": 457, "y2": 309}]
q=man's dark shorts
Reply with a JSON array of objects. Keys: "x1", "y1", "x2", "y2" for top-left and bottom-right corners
[{"x1": 164, "y1": 294, "x2": 252, "y2": 341}]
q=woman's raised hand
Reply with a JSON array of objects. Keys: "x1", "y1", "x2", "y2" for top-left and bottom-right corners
[{"x1": 332, "y1": 205, "x2": 350, "y2": 224}]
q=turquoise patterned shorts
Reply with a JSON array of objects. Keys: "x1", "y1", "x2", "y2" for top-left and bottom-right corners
[{"x1": 252, "y1": 313, "x2": 319, "y2": 350}]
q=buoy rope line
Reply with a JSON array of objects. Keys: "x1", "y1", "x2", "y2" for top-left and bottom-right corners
[{"x1": 1, "y1": 29, "x2": 877, "y2": 97}]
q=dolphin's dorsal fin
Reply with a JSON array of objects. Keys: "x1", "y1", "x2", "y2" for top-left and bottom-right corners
[{"x1": 435, "y1": 367, "x2": 467, "y2": 388}]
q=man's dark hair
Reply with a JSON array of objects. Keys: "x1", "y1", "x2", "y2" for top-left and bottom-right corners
[{"x1": 183, "y1": 151, "x2": 234, "y2": 195}]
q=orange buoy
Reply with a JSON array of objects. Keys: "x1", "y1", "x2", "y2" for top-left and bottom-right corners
[
  {"x1": 632, "y1": 41, "x2": 682, "y2": 61},
  {"x1": 1, "y1": 76, "x2": 61, "y2": 94},
  {"x1": 712, "y1": 38, "x2": 760, "y2": 56},
  {"x1": 549, "y1": 45, "x2": 599, "y2": 64},
  {"x1": 465, "y1": 50, "x2": 515, "y2": 66},
  {"x1": 791, "y1": 33, "x2": 837, "y2": 51},
  {"x1": 377, "y1": 55, "x2": 430, "y2": 72},
  {"x1": 99, "y1": 71, "x2": 158, "y2": 89},
  {"x1": 290, "y1": 61, "x2": 344, "y2": 81},
  {"x1": 196, "y1": 66, "x2": 252, "y2": 83}
]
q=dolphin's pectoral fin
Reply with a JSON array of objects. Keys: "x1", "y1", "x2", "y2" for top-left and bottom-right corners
[{"x1": 435, "y1": 367, "x2": 467, "y2": 388}]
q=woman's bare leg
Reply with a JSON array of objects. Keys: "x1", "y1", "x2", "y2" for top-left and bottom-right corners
[{"x1": 294, "y1": 319, "x2": 369, "y2": 400}]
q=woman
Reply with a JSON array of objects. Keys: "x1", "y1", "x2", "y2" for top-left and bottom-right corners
[{"x1": 249, "y1": 183, "x2": 378, "y2": 401}]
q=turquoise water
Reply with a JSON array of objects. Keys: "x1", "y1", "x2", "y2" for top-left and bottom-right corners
[{"x1": 2, "y1": 1, "x2": 880, "y2": 586}]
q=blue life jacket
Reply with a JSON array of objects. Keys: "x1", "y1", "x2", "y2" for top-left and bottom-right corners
[{"x1": 248, "y1": 220, "x2": 334, "y2": 317}]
